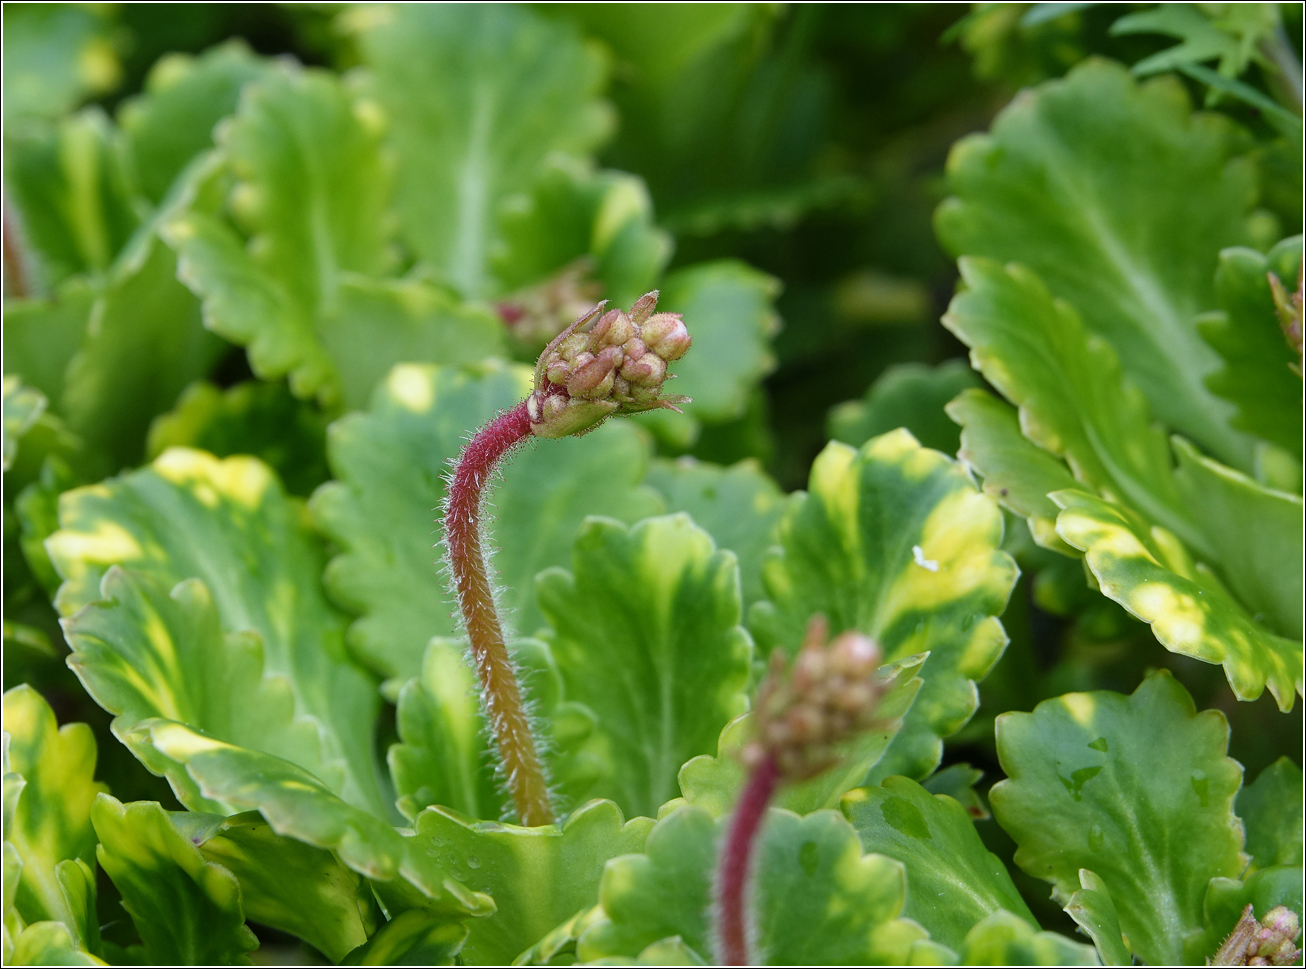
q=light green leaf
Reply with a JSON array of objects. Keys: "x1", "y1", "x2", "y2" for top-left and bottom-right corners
[
  {"x1": 349, "y1": 3, "x2": 611, "y2": 297},
  {"x1": 8, "y1": 921, "x2": 102, "y2": 967},
  {"x1": 937, "y1": 58, "x2": 1256, "y2": 468},
  {"x1": 841, "y1": 776, "x2": 1036, "y2": 950},
  {"x1": 829, "y1": 361, "x2": 981, "y2": 456},
  {"x1": 413, "y1": 799, "x2": 652, "y2": 965},
  {"x1": 47, "y1": 448, "x2": 387, "y2": 817},
  {"x1": 134, "y1": 719, "x2": 494, "y2": 919},
  {"x1": 536, "y1": 514, "x2": 752, "y2": 819},
  {"x1": 310, "y1": 361, "x2": 661, "y2": 680},
  {"x1": 2, "y1": 4, "x2": 119, "y2": 122},
  {"x1": 958, "y1": 910, "x2": 1097, "y2": 966},
  {"x1": 1, "y1": 277, "x2": 95, "y2": 405},
  {"x1": 1064, "y1": 869, "x2": 1131, "y2": 966},
  {"x1": 678, "y1": 655, "x2": 924, "y2": 817},
  {"x1": 187, "y1": 810, "x2": 380, "y2": 963},
  {"x1": 1110, "y1": 3, "x2": 1277, "y2": 79},
  {"x1": 945, "y1": 387, "x2": 1081, "y2": 555},
  {"x1": 1052, "y1": 488, "x2": 1302, "y2": 709},
  {"x1": 343, "y1": 912, "x2": 468, "y2": 966},
  {"x1": 1237, "y1": 758, "x2": 1304, "y2": 872},
  {"x1": 990, "y1": 669, "x2": 1246, "y2": 966},
  {"x1": 91, "y1": 795, "x2": 259, "y2": 965},
  {"x1": 3, "y1": 378, "x2": 47, "y2": 473},
  {"x1": 750, "y1": 430, "x2": 1018, "y2": 780},
  {"x1": 642, "y1": 457, "x2": 785, "y2": 608},
  {"x1": 1198, "y1": 238, "x2": 1303, "y2": 460},
  {"x1": 1, "y1": 686, "x2": 106, "y2": 940}
]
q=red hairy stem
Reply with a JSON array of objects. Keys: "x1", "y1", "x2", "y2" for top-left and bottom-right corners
[
  {"x1": 3, "y1": 197, "x2": 31, "y2": 300},
  {"x1": 718, "y1": 754, "x2": 781, "y2": 966},
  {"x1": 445, "y1": 399, "x2": 555, "y2": 826}
]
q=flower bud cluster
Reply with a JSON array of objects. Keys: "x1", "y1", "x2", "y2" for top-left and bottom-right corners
[
  {"x1": 527, "y1": 291, "x2": 692, "y2": 439},
  {"x1": 1213, "y1": 904, "x2": 1302, "y2": 967},
  {"x1": 743, "y1": 618, "x2": 884, "y2": 781},
  {"x1": 497, "y1": 260, "x2": 603, "y2": 347}
]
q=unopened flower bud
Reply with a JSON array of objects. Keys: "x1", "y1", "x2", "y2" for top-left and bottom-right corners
[
  {"x1": 641, "y1": 313, "x2": 692, "y2": 361},
  {"x1": 622, "y1": 352, "x2": 667, "y2": 386},
  {"x1": 568, "y1": 355, "x2": 615, "y2": 399},
  {"x1": 1212, "y1": 904, "x2": 1303, "y2": 967}
]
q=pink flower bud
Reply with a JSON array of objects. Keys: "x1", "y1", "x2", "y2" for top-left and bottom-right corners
[
  {"x1": 641, "y1": 313, "x2": 692, "y2": 361},
  {"x1": 567, "y1": 356, "x2": 616, "y2": 398},
  {"x1": 621, "y1": 352, "x2": 667, "y2": 387}
]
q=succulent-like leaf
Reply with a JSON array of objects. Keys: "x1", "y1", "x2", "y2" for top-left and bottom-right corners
[
  {"x1": 2, "y1": 4, "x2": 119, "y2": 122},
  {"x1": 990, "y1": 670, "x2": 1246, "y2": 966},
  {"x1": 643, "y1": 457, "x2": 786, "y2": 607},
  {"x1": 1237, "y1": 757, "x2": 1304, "y2": 872},
  {"x1": 413, "y1": 798, "x2": 652, "y2": 965},
  {"x1": 937, "y1": 58, "x2": 1256, "y2": 468},
  {"x1": 678, "y1": 655, "x2": 924, "y2": 817},
  {"x1": 349, "y1": 3, "x2": 611, "y2": 297},
  {"x1": 841, "y1": 776, "x2": 1036, "y2": 950},
  {"x1": 47, "y1": 447, "x2": 387, "y2": 816},
  {"x1": 829, "y1": 360, "x2": 980, "y2": 455},
  {"x1": 133, "y1": 719, "x2": 494, "y2": 919},
  {"x1": 2, "y1": 378, "x2": 47, "y2": 472},
  {"x1": 750, "y1": 430, "x2": 1018, "y2": 780},
  {"x1": 1, "y1": 277, "x2": 95, "y2": 404},
  {"x1": 1, "y1": 686, "x2": 105, "y2": 939},
  {"x1": 92, "y1": 795, "x2": 259, "y2": 964},
  {"x1": 958, "y1": 910, "x2": 1098, "y2": 966},
  {"x1": 536, "y1": 514, "x2": 752, "y2": 819},
  {"x1": 1064, "y1": 868, "x2": 1131, "y2": 966},
  {"x1": 310, "y1": 361, "x2": 661, "y2": 680},
  {"x1": 343, "y1": 912, "x2": 468, "y2": 966},
  {"x1": 1052, "y1": 488, "x2": 1302, "y2": 709},
  {"x1": 185, "y1": 810, "x2": 379, "y2": 963}
]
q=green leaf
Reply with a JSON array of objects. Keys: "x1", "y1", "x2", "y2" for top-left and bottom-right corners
[
  {"x1": 945, "y1": 388, "x2": 1080, "y2": 554},
  {"x1": 343, "y1": 912, "x2": 468, "y2": 966},
  {"x1": 958, "y1": 910, "x2": 1098, "y2": 966},
  {"x1": 829, "y1": 361, "x2": 980, "y2": 456},
  {"x1": 62, "y1": 568, "x2": 336, "y2": 814},
  {"x1": 91, "y1": 795, "x2": 258, "y2": 965},
  {"x1": 1110, "y1": 3, "x2": 1276, "y2": 79},
  {"x1": 1237, "y1": 758, "x2": 1304, "y2": 871},
  {"x1": 146, "y1": 380, "x2": 330, "y2": 497},
  {"x1": 349, "y1": 3, "x2": 612, "y2": 297},
  {"x1": 413, "y1": 799, "x2": 653, "y2": 965},
  {"x1": 841, "y1": 776, "x2": 1036, "y2": 950},
  {"x1": 2, "y1": 4, "x2": 119, "y2": 122},
  {"x1": 1064, "y1": 869, "x2": 1131, "y2": 967},
  {"x1": 1, "y1": 277, "x2": 95, "y2": 405},
  {"x1": 642, "y1": 457, "x2": 785, "y2": 609},
  {"x1": 3, "y1": 378, "x2": 47, "y2": 473},
  {"x1": 536, "y1": 514, "x2": 752, "y2": 819},
  {"x1": 1198, "y1": 239, "x2": 1303, "y2": 460},
  {"x1": 8, "y1": 921, "x2": 101, "y2": 967},
  {"x1": 677, "y1": 655, "x2": 924, "y2": 817},
  {"x1": 117, "y1": 40, "x2": 269, "y2": 207},
  {"x1": 1195, "y1": 865, "x2": 1305, "y2": 962},
  {"x1": 750, "y1": 430, "x2": 1018, "y2": 780},
  {"x1": 937, "y1": 58, "x2": 1257, "y2": 469},
  {"x1": 1, "y1": 686, "x2": 106, "y2": 940},
  {"x1": 577, "y1": 805, "x2": 931, "y2": 965},
  {"x1": 990, "y1": 670, "x2": 1246, "y2": 966},
  {"x1": 1052, "y1": 488, "x2": 1302, "y2": 709},
  {"x1": 47, "y1": 448, "x2": 387, "y2": 817},
  {"x1": 133, "y1": 718, "x2": 494, "y2": 919},
  {"x1": 187, "y1": 810, "x2": 380, "y2": 963},
  {"x1": 310, "y1": 361, "x2": 661, "y2": 680}
]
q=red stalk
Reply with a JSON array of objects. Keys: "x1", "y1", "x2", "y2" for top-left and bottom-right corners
[
  {"x1": 717, "y1": 754, "x2": 781, "y2": 966},
  {"x1": 444, "y1": 399, "x2": 555, "y2": 826}
]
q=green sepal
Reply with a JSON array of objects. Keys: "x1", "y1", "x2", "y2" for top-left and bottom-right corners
[
  {"x1": 1237, "y1": 757, "x2": 1304, "y2": 871},
  {"x1": 342, "y1": 912, "x2": 468, "y2": 967},
  {"x1": 957, "y1": 910, "x2": 1097, "y2": 966},
  {"x1": 750, "y1": 430, "x2": 1018, "y2": 780},
  {"x1": 829, "y1": 360, "x2": 980, "y2": 456},
  {"x1": 990, "y1": 669, "x2": 1246, "y2": 966},
  {"x1": 1063, "y1": 869, "x2": 1130, "y2": 967}
]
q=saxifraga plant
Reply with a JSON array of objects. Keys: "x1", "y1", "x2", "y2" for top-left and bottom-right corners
[{"x1": 444, "y1": 292, "x2": 691, "y2": 825}]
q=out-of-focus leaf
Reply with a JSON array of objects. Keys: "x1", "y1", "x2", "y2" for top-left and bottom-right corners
[
  {"x1": 643, "y1": 458, "x2": 786, "y2": 608},
  {"x1": 2, "y1": 4, "x2": 120, "y2": 122},
  {"x1": 413, "y1": 799, "x2": 652, "y2": 965},
  {"x1": 750, "y1": 430, "x2": 1018, "y2": 780},
  {"x1": 990, "y1": 670, "x2": 1246, "y2": 966},
  {"x1": 187, "y1": 810, "x2": 380, "y2": 963},
  {"x1": 829, "y1": 360, "x2": 980, "y2": 455},
  {"x1": 47, "y1": 448, "x2": 387, "y2": 816},
  {"x1": 1052, "y1": 488, "x2": 1302, "y2": 709},
  {"x1": 117, "y1": 40, "x2": 269, "y2": 206},
  {"x1": 146, "y1": 380, "x2": 330, "y2": 497},
  {"x1": 536, "y1": 514, "x2": 752, "y2": 819},
  {"x1": 1, "y1": 277, "x2": 95, "y2": 405},
  {"x1": 133, "y1": 719, "x2": 494, "y2": 919},
  {"x1": 678, "y1": 655, "x2": 924, "y2": 817},
  {"x1": 343, "y1": 912, "x2": 467, "y2": 966},
  {"x1": 310, "y1": 362, "x2": 661, "y2": 680},
  {"x1": 937, "y1": 59, "x2": 1257, "y2": 469},
  {"x1": 349, "y1": 3, "x2": 611, "y2": 298},
  {"x1": 958, "y1": 910, "x2": 1097, "y2": 966},
  {"x1": 91, "y1": 796, "x2": 258, "y2": 965},
  {"x1": 1110, "y1": 3, "x2": 1277, "y2": 79},
  {"x1": 1064, "y1": 868, "x2": 1131, "y2": 966},
  {"x1": 8, "y1": 921, "x2": 101, "y2": 967},
  {"x1": 2, "y1": 378, "x2": 47, "y2": 473},
  {"x1": 577, "y1": 804, "x2": 931, "y2": 965},
  {"x1": 1, "y1": 686, "x2": 105, "y2": 941},
  {"x1": 1237, "y1": 758, "x2": 1304, "y2": 871},
  {"x1": 1198, "y1": 239, "x2": 1303, "y2": 460},
  {"x1": 946, "y1": 387, "x2": 1081, "y2": 554},
  {"x1": 841, "y1": 776, "x2": 1036, "y2": 950}
]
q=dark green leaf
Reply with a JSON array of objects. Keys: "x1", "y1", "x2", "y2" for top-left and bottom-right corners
[
  {"x1": 829, "y1": 360, "x2": 980, "y2": 455},
  {"x1": 1237, "y1": 758, "x2": 1304, "y2": 871}
]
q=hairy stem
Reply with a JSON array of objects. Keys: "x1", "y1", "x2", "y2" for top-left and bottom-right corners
[
  {"x1": 445, "y1": 399, "x2": 555, "y2": 826},
  {"x1": 717, "y1": 754, "x2": 780, "y2": 966},
  {"x1": 3, "y1": 197, "x2": 31, "y2": 300}
]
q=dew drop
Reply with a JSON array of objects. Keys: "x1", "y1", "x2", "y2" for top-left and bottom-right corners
[
  {"x1": 1191, "y1": 769, "x2": 1210, "y2": 807},
  {"x1": 467, "y1": 856, "x2": 481, "y2": 869},
  {"x1": 1088, "y1": 825, "x2": 1104, "y2": 851}
]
